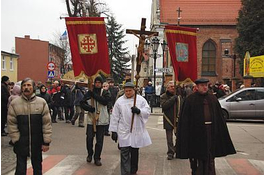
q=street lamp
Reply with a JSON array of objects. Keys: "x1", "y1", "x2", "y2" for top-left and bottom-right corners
[
  {"x1": 151, "y1": 37, "x2": 160, "y2": 107},
  {"x1": 233, "y1": 54, "x2": 236, "y2": 77},
  {"x1": 161, "y1": 40, "x2": 168, "y2": 93},
  {"x1": 144, "y1": 40, "x2": 150, "y2": 51}
]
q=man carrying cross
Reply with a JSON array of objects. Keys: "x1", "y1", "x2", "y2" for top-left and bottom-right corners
[
  {"x1": 109, "y1": 18, "x2": 157, "y2": 175},
  {"x1": 109, "y1": 82, "x2": 151, "y2": 175}
]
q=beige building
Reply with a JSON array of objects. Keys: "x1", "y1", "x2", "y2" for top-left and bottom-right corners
[{"x1": 1, "y1": 51, "x2": 19, "y2": 82}]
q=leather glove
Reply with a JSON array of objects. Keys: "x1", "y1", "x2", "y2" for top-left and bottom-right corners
[
  {"x1": 87, "y1": 90, "x2": 93, "y2": 97},
  {"x1": 89, "y1": 107, "x2": 96, "y2": 113},
  {"x1": 111, "y1": 132, "x2": 118, "y2": 143},
  {"x1": 131, "y1": 106, "x2": 141, "y2": 114},
  {"x1": 80, "y1": 100, "x2": 95, "y2": 113}
]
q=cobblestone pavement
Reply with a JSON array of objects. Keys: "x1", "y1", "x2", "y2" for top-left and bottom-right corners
[
  {"x1": 1, "y1": 134, "x2": 16, "y2": 175},
  {"x1": 1, "y1": 108, "x2": 163, "y2": 175}
]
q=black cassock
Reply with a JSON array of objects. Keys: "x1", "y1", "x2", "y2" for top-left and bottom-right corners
[{"x1": 176, "y1": 92, "x2": 236, "y2": 160}]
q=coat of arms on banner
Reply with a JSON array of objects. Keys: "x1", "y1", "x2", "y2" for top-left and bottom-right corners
[
  {"x1": 78, "y1": 34, "x2": 98, "y2": 54},
  {"x1": 176, "y1": 43, "x2": 188, "y2": 62}
]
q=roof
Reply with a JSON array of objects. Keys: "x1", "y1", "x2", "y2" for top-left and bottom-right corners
[
  {"x1": 160, "y1": 0, "x2": 242, "y2": 25},
  {"x1": 1, "y1": 50, "x2": 19, "y2": 57}
]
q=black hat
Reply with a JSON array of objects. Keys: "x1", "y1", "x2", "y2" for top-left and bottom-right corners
[
  {"x1": 123, "y1": 82, "x2": 135, "y2": 88},
  {"x1": 94, "y1": 76, "x2": 103, "y2": 84},
  {"x1": 195, "y1": 78, "x2": 209, "y2": 84},
  {"x1": 1, "y1": 76, "x2": 9, "y2": 82}
]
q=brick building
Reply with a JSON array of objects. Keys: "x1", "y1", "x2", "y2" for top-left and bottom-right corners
[
  {"x1": 148, "y1": 0, "x2": 243, "y2": 86},
  {"x1": 15, "y1": 35, "x2": 65, "y2": 84}
]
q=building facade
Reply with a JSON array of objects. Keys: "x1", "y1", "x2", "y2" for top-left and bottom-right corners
[
  {"x1": 147, "y1": 0, "x2": 243, "y2": 86},
  {"x1": 1, "y1": 51, "x2": 19, "y2": 82},
  {"x1": 15, "y1": 35, "x2": 65, "y2": 84}
]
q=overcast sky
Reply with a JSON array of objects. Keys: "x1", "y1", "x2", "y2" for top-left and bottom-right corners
[{"x1": 1, "y1": 0, "x2": 152, "y2": 55}]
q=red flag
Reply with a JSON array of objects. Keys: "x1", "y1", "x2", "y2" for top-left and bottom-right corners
[
  {"x1": 165, "y1": 26, "x2": 197, "y2": 81},
  {"x1": 65, "y1": 17, "x2": 110, "y2": 78}
]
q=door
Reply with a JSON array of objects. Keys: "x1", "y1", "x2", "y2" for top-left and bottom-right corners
[
  {"x1": 255, "y1": 89, "x2": 264, "y2": 118},
  {"x1": 229, "y1": 89, "x2": 256, "y2": 119}
]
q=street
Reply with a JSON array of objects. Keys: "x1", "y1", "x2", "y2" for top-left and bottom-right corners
[{"x1": 1, "y1": 108, "x2": 264, "y2": 175}]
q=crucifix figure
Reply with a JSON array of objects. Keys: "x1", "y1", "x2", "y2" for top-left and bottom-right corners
[
  {"x1": 176, "y1": 7, "x2": 182, "y2": 26},
  {"x1": 126, "y1": 18, "x2": 158, "y2": 132}
]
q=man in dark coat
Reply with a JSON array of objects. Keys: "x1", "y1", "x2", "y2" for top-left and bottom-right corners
[
  {"x1": 1, "y1": 75, "x2": 10, "y2": 136},
  {"x1": 160, "y1": 81, "x2": 181, "y2": 160},
  {"x1": 61, "y1": 83, "x2": 75, "y2": 123},
  {"x1": 108, "y1": 80, "x2": 119, "y2": 108},
  {"x1": 81, "y1": 76, "x2": 111, "y2": 166},
  {"x1": 37, "y1": 84, "x2": 52, "y2": 112},
  {"x1": 176, "y1": 78, "x2": 236, "y2": 175},
  {"x1": 71, "y1": 83, "x2": 86, "y2": 127}
]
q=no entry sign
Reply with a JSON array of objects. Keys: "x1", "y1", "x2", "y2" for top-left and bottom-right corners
[{"x1": 47, "y1": 62, "x2": 56, "y2": 71}]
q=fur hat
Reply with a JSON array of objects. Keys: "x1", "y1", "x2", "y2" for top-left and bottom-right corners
[
  {"x1": 1, "y1": 76, "x2": 9, "y2": 82},
  {"x1": 94, "y1": 76, "x2": 103, "y2": 84}
]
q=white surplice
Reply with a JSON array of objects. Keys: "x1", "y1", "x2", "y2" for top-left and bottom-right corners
[{"x1": 109, "y1": 94, "x2": 152, "y2": 148}]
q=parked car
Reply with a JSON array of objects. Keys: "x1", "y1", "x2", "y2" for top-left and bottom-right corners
[{"x1": 218, "y1": 87, "x2": 264, "y2": 120}]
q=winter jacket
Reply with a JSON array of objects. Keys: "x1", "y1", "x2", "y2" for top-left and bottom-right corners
[
  {"x1": 109, "y1": 86, "x2": 119, "y2": 107},
  {"x1": 8, "y1": 84, "x2": 21, "y2": 108},
  {"x1": 81, "y1": 88, "x2": 111, "y2": 125},
  {"x1": 61, "y1": 85, "x2": 74, "y2": 107},
  {"x1": 145, "y1": 85, "x2": 154, "y2": 94},
  {"x1": 37, "y1": 85, "x2": 52, "y2": 110},
  {"x1": 160, "y1": 91, "x2": 181, "y2": 130},
  {"x1": 50, "y1": 86, "x2": 63, "y2": 107},
  {"x1": 74, "y1": 88, "x2": 85, "y2": 106},
  {"x1": 1, "y1": 82, "x2": 10, "y2": 110},
  {"x1": 7, "y1": 93, "x2": 52, "y2": 156}
]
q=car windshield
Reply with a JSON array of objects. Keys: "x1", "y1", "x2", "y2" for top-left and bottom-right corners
[{"x1": 218, "y1": 88, "x2": 242, "y2": 100}]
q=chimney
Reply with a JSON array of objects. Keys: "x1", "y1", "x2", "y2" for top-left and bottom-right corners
[{"x1": 25, "y1": 35, "x2": 30, "y2": 39}]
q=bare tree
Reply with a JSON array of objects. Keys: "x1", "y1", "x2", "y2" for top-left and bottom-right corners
[
  {"x1": 65, "y1": 0, "x2": 109, "y2": 17},
  {"x1": 51, "y1": 31, "x2": 72, "y2": 75}
]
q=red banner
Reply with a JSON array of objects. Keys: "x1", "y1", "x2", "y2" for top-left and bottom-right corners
[
  {"x1": 65, "y1": 17, "x2": 110, "y2": 78},
  {"x1": 165, "y1": 26, "x2": 197, "y2": 81}
]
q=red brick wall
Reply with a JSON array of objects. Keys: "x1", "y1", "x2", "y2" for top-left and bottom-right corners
[
  {"x1": 196, "y1": 26, "x2": 241, "y2": 84},
  {"x1": 49, "y1": 45, "x2": 65, "y2": 80},
  {"x1": 160, "y1": 0, "x2": 241, "y2": 25},
  {"x1": 16, "y1": 35, "x2": 49, "y2": 84}
]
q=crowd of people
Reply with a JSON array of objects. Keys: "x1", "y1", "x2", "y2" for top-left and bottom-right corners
[
  {"x1": 141, "y1": 79, "x2": 251, "y2": 107},
  {"x1": 2, "y1": 75, "x2": 239, "y2": 175}
]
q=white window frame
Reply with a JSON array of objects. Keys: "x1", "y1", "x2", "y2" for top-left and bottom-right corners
[
  {"x1": 2, "y1": 56, "x2": 6, "y2": 70},
  {"x1": 10, "y1": 57, "x2": 14, "y2": 71}
]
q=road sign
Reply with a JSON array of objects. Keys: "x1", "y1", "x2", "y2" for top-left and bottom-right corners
[
  {"x1": 48, "y1": 71, "x2": 55, "y2": 78},
  {"x1": 47, "y1": 62, "x2": 56, "y2": 71},
  {"x1": 155, "y1": 68, "x2": 173, "y2": 73}
]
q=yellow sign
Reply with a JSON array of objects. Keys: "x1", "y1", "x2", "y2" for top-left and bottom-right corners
[
  {"x1": 78, "y1": 34, "x2": 98, "y2": 54},
  {"x1": 249, "y1": 55, "x2": 264, "y2": 77},
  {"x1": 243, "y1": 51, "x2": 251, "y2": 76}
]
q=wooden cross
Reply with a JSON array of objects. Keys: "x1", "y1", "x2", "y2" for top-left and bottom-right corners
[
  {"x1": 126, "y1": 18, "x2": 158, "y2": 132},
  {"x1": 126, "y1": 18, "x2": 158, "y2": 79},
  {"x1": 176, "y1": 7, "x2": 182, "y2": 26}
]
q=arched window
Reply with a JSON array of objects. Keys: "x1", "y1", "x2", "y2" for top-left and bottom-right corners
[{"x1": 202, "y1": 41, "x2": 216, "y2": 76}]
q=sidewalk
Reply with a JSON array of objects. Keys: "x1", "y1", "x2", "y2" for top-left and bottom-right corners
[
  {"x1": 151, "y1": 107, "x2": 162, "y2": 115},
  {"x1": 0, "y1": 107, "x2": 163, "y2": 175},
  {"x1": 1, "y1": 135, "x2": 16, "y2": 175}
]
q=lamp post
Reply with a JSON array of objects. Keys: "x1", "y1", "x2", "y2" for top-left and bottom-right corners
[
  {"x1": 161, "y1": 40, "x2": 168, "y2": 92},
  {"x1": 233, "y1": 54, "x2": 236, "y2": 77},
  {"x1": 151, "y1": 37, "x2": 160, "y2": 99}
]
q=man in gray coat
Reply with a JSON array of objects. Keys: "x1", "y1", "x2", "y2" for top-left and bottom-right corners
[{"x1": 160, "y1": 81, "x2": 181, "y2": 160}]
